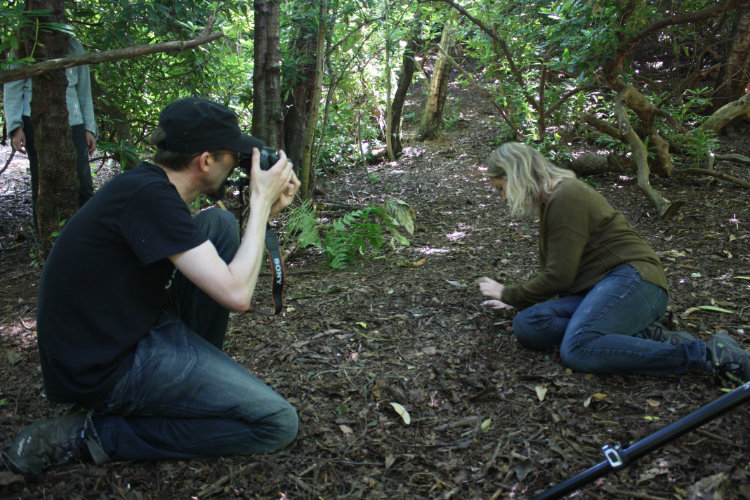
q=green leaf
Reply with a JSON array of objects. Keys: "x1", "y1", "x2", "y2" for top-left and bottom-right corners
[{"x1": 697, "y1": 305, "x2": 734, "y2": 314}]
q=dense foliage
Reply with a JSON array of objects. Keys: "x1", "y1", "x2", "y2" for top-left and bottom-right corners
[{"x1": 1, "y1": 0, "x2": 747, "y2": 192}]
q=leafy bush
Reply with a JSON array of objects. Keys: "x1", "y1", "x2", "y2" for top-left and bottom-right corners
[{"x1": 284, "y1": 199, "x2": 415, "y2": 269}]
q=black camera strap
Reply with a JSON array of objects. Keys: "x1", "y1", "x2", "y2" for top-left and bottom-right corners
[{"x1": 258, "y1": 224, "x2": 285, "y2": 316}]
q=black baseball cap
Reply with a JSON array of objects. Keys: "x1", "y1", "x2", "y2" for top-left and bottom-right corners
[{"x1": 155, "y1": 97, "x2": 263, "y2": 153}]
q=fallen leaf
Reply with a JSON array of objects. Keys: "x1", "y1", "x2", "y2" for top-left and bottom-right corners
[
  {"x1": 397, "y1": 258, "x2": 426, "y2": 268},
  {"x1": 583, "y1": 393, "x2": 607, "y2": 408},
  {"x1": 681, "y1": 305, "x2": 734, "y2": 317},
  {"x1": 390, "y1": 402, "x2": 411, "y2": 425},
  {"x1": 481, "y1": 418, "x2": 492, "y2": 431},
  {"x1": 445, "y1": 280, "x2": 467, "y2": 288},
  {"x1": 535, "y1": 385, "x2": 548, "y2": 401},
  {"x1": 697, "y1": 305, "x2": 734, "y2": 314},
  {"x1": 339, "y1": 424, "x2": 353, "y2": 435}
]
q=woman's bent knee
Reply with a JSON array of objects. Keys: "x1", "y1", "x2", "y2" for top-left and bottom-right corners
[{"x1": 512, "y1": 314, "x2": 560, "y2": 351}]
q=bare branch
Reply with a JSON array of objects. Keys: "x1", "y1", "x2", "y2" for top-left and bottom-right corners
[
  {"x1": 672, "y1": 168, "x2": 750, "y2": 189},
  {"x1": 699, "y1": 91, "x2": 750, "y2": 133},
  {"x1": 614, "y1": 87, "x2": 682, "y2": 218},
  {"x1": 583, "y1": 114, "x2": 625, "y2": 141},
  {"x1": 0, "y1": 13, "x2": 223, "y2": 85},
  {"x1": 0, "y1": 150, "x2": 16, "y2": 178},
  {"x1": 716, "y1": 153, "x2": 750, "y2": 164}
]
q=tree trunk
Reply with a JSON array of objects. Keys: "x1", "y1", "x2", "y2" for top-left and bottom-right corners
[
  {"x1": 418, "y1": 19, "x2": 455, "y2": 140},
  {"x1": 389, "y1": 35, "x2": 418, "y2": 158},
  {"x1": 292, "y1": 0, "x2": 326, "y2": 199},
  {"x1": 283, "y1": 0, "x2": 326, "y2": 198},
  {"x1": 23, "y1": 0, "x2": 77, "y2": 257},
  {"x1": 253, "y1": 0, "x2": 283, "y2": 148},
  {"x1": 714, "y1": 2, "x2": 750, "y2": 111}
]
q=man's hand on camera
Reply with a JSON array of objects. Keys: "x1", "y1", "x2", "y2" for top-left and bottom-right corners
[
  {"x1": 249, "y1": 148, "x2": 298, "y2": 217},
  {"x1": 270, "y1": 169, "x2": 300, "y2": 218}
]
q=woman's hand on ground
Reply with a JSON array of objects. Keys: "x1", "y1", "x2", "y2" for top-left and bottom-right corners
[
  {"x1": 480, "y1": 299, "x2": 514, "y2": 311},
  {"x1": 478, "y1": 276, "x2": 503, "y2": 300},
  {"x1": 478, "y1": 277, "x2": 514, "y2": 311}
]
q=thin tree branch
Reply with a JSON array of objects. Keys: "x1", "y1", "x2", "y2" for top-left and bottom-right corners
[
  {"x1": 0, "y1": 150, "x2": 16, "y2": 178},
  {"x1": 0, "y1": 13, "x2": 223, "y2": 85},
  {"x1": 672, "y1": 168, "x2": 750, "y2": 189}
]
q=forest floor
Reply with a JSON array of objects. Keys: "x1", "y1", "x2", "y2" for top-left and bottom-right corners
[{"x1": 1, "y1": 80, "x2": 750, "y2": 500}]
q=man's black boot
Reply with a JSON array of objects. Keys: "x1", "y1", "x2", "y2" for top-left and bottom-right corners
[{"x1": 1, "y1": 412, "x2": 87, "y2": 477}]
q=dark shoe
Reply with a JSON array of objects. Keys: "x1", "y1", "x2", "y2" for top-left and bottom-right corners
[
  {"x1": 636, "y1": 322, "x2": 697, "y2": 345},
  {"x1": 706, "y1": 332, "x2": 750, "y2": 384},
  {"x1": 1, "y1": 412, "x2": 87, "y2": 477}
]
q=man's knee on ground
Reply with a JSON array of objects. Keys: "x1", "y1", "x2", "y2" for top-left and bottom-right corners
[
  {"x1": 271, "y1": 402, "x2": 299, "y2": 451},
  {"x1": 245, "y1": 401, "x2": 299, "y2": 454}
]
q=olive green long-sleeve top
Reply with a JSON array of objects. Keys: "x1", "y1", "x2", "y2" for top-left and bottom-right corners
[{"x1": 501, "y1": 178, "x2": 668, "y2": 308}]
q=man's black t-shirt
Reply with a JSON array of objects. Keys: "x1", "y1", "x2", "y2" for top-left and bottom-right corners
[{"x1": 37, "y1": 162, "x2": 208, "y2": 404}]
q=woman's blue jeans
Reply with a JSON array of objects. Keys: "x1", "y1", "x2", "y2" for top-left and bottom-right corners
[
  {"x1": 512, "y1": 264, "x2": 708, "y2": 376},
  {"x1": 83, "y1": 208, "x2": 298, "y2": 462}
]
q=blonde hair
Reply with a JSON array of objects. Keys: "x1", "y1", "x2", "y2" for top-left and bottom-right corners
[{"x1": 486, "y1": 142, "x2": 575, "y2": 215}]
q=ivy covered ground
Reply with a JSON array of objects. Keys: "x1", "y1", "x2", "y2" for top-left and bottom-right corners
[{"x1": 2, "y1": 82, "x2": 750, "y2": 499}]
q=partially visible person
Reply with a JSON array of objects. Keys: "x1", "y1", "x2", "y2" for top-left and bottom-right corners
[
  {"x1": 1, "y1": 97, "x2": 300, "y2": 477},
  {"x1": 4, "y1": 35, "x2": 98, "y2": 233},
  {"x1": 477, "y1": 142, "x2": 750, "y2": 384}
]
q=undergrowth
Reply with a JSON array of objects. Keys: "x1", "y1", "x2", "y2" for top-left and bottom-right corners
[{"x1": 284, "y1": 199, "x2": 416, "y2": 269}]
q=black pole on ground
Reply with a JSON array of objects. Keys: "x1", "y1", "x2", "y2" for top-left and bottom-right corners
[{"x1": 532, "y1": 381, "x2": 750, "y2": 500}]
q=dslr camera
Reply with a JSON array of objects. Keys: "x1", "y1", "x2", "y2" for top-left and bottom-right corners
[
  {"x1": 239, "y1": 145, "x2": 280, "y2": 172},
  {"x1": 231, "y1": 140, "x2": 280, "y2": 188}
]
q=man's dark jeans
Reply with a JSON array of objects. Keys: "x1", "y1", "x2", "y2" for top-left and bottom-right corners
[{"x1": 83, "y1": 208, "x2": 298, "y2": 462}]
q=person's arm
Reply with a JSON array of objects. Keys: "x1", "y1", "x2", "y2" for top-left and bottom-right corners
[
  {"x1": 4, "y1": 78, "x2": 30, "y2": 151},
  {"x1": 68, "y1": 38, "x2": 98, "y2": 145},
  {"x1": 170, "y1": 150, "x2": 299, "y2": 312},
  {"x1": 501, "y1": 185, "x2": 590, "y2": 307},
  {"x1": 76, "y1": 64, "x2": 97, "y2": 144}
]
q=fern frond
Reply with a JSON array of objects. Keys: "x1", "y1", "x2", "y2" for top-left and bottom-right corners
[{"x1": 285, "y1": 200, "x2": 321, "y2": 249}]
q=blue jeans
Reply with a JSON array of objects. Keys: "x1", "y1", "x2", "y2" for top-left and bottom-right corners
[
  {"x1": 512, "y1": 264, "x2": 708, "y2": 376},
  {"x1": 83, "y1": 208, "x2": 298, "y2": 462}
]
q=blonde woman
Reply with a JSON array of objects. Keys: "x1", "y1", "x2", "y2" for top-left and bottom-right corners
[{"x1": 477, "y1": 142, "x2": 749, "y2": 382}]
